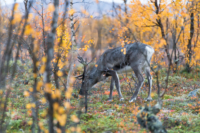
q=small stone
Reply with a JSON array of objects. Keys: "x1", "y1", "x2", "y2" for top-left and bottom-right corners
[{"x1": 183, "y1": 87, "x2": 187, "y2": 89}]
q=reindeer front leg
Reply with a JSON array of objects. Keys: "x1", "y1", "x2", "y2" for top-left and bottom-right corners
[
  {"x1": 108, "y1": 77, "x2": 114, "y2": 101},
  {"x1": 106, "y1": 70, "x2": 124, "y2": 101}
]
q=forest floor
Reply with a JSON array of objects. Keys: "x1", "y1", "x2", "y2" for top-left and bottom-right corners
[{"x1": 4, "y1": 66, "x2": 200, "y2": 133}]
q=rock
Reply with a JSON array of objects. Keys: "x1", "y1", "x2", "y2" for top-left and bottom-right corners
[
  {"x1": 105, "y1": 109, "x2": 115, "y2": 115},
  {"x1": 137, "y1": 102, "x2": 167, "y2": 133},
  {"x1": 183, "y1": 87, "x2": 188, "y2": 90},
  {"x1": 118, "y1": 104, "x2": 126, "y2": 107},
  {"x1": 188, "y1": 89, "x2": 200, "y2": 97},
  {"x1": 118, "y1": 104, "x2": 123, "y2": 106}
]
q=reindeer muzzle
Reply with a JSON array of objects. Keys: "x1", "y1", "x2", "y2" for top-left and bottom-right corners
[{"x1": 79, "y1": 89, "x2": 85, "y2": 95}]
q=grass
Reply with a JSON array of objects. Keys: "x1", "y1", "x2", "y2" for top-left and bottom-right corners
[{"x1": 2, "y1": 66, "x2": 200, "y2": 133}]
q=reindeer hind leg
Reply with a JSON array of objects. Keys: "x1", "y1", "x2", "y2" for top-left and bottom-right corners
[
  {"x1": 129, "y1": 66, "x2": 144, "y2": 103},
  {"x1": 145, "y1": 67, "x2": 152, "y2": 101}
]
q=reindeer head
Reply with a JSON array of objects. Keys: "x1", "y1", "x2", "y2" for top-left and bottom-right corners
[{"x1": 75, "y1": 55, "x2": 98, "y2": 95}]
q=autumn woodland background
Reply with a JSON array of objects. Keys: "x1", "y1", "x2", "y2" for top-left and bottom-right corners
[{"x1": 0, "y1": 0, "x2": 200, "y2": 132}]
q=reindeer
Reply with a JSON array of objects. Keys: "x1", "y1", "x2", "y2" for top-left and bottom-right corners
[{"x1": 76, "y1": 42, "x2": 154, "y2": 103}]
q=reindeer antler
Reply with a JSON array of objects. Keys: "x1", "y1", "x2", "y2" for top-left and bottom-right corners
[
  {"x1": 77, "y1": 54, "x2": 94, "y2": 66},
  {"x1": 77, "y1": 54, "x2": 87, "y2": 65}
]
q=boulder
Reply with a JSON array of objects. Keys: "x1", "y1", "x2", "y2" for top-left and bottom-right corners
[
  {"x1": 137, "y1": 103, "x2": 167, "y2": 133},
  {"x1": 188, "y1": 89, "x2": 200, "y2": 97}
]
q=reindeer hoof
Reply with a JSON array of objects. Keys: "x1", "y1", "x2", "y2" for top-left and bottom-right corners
[
  {"x1": 120, "y1": 98, "x2": 124, "y2": 101},
  {"x1": 107, "y1": 98, "x2": 113, "y2": 102},
  {"x1": 129, "y1": 98, "x2": 136, "y2": 103},
  {"x1": 145, "y1": 97, "x2": 153, "y2": 101}
]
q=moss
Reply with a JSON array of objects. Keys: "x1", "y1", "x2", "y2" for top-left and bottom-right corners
[{"x1": 163, "y1": 95, "x2": 174, "y2": 100}]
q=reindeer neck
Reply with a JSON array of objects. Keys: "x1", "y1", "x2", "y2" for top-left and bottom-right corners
[{"x1": 88, "y1": 66, "x2": 102, "y2": 87}]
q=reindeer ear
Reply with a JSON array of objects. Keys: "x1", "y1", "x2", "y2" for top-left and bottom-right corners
[{"x1": 74, "y1": 74, "x2": 83, "y2": 80}]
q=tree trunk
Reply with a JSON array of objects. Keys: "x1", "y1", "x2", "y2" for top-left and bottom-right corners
[
  {"x1": 43, "y1": 0, "x2": 59, "y2": 132},
  {"x1": 66, "y1": 0, "x2": 76, "y2": 92},
  {"x1": 96, "y1": 26, "x2": 102, "y2": 57},
  {"x1": 185, "y1": 12, "x2": 194, "y2": 73}
]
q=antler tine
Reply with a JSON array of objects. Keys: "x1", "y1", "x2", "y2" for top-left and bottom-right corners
[
  {"x1": 78, "y1": 57, "x2": 84, "y2": 63},
  {"x1": 87, "y1": 57, "x2": 95, "y2": 65},
  {"x1": 74, "y1": 74, "x2": 83, "y2": 78},
  {"x1": 77, "y1": 54, "x2": 83, "y2": 60},
  {"x1": 77, "y1": 54, "x2": 85, "y2": 64},
  {"x1": 77, "y1": 54, "x2": 89, "y2": 66}
]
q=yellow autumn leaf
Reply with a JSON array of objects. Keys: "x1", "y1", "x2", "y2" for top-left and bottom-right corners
[
  {"x1": 14, "y1": 3, "x2": 19, "y2": 11},
  {"x1": 53, "y1": 102, "x2": 59, "y2": 110},
  {"x1": 76, "y1": 126, "x2": 82, "y2": 133},
  {"x1": 55, "y1": 89, "x2": 61, "y2": 98},
  {"x1": 70, "y1": 77, "x2": 75, "y2": 83},
  {"x1": 0, "y1": 90, "x2": 3, "y2": 95},
  {"x1": 28, "y1": 120, "x2": 33, "y2": 125},
  {"x1": 90, "y1": 15, "x2": 93, "y2": 18},
  {"x1": 151, "y1": 92, "x2": 156, "y2": 97},
  {"x1": 24, "y1": 25, "x2": 33, "y2": 36},
  {"x1": 28, "y1": 13, "x2": 33, "y2": 23},
  {"x1": 32, "y1": 103, "x2": 36, "y2": 108},
  {"x1": 70, "y1": 127, "x2": 76, "y2": 132},
  {"x1": 51, "y1": 92, "x2": 56, "y2": 99},
  {"x1": 64, "y1": 102, "x2": 70, "y2": 109},
  {"x1": 181, "y1": 18, "x2": 184, "y2": 26},
  {"x1": 38, "y1": 122, "x2": 43, "y2": 127},
  {"x1": 82, "y1": 47, "x2": 87, "y2": 51},
  {"x1": 153, "y1": 66, "x2": 157, "y2": 69},
  {"x1": 29, "y1": 88, "x2": 33, "y2": 92},
  {"x1": 36, "y1": 61, "x2": 40, "y2": 67},
  {"x1": 68, "y1": 87, "x2": 73, "y2": 93},
  {"x1": 27, "y1": 110, "x2": 32, "y2": 115},
  {"x1": 47, "y1": 4, "x2": 55, "y2": 12},
  {"x1": 81, "y1": 9, "x2": 89, "y2": 15},
  {"x1": 42, "y1": 57, "x2": 47, "y2": 63},
  {"x1": 44, "y1": 129, "x2": 49, "y2": 133},
  {"x1": 59, "y1": 114, "x2": 67, "y2": 126},
  {"x1": 58, "y1": 107, "x2": 65, "y2": 114},
  {"x1": 1, "y1": 104, "x2": 4, "y2": 108},
  {"x1": 24, "y1": 91, "x2": 30, "y2": 97},
  {"x1": 41, "y1": 97, "x2": 47, "y2": 104},
  {"x1": 57, "y1": 128, "x2": 62, "y2": 133},
  {"x1": 57, "y1": 70, "x2": 63, "y2": 77},
  {"x1": 69, "y1": 9, "x2": 76, "y2": 15},
  {"x1": 33, "y1": 43, "x2": 39, "y2": 53},
  {"x1": 45, "y1": 83, "x2": 51, "y2": 93},
  {"x1": 33, "y1": 73, "x2": 37, "y2": 78},
  {"x1": 71, "y1": 115, "x2": 79, "y2": 123},
  {"x1": 39, "y1": 65, "x2": 46, "y2": 73},
  {"x1": 65, "y1": 91, "x2": 71, "y2": 99},
  {"x1": 26, "y1": 103, "x2": 32, "y2": 109},
  {"x1": 58, "y1": 61, "x2": 65, "y2": 69},
  {"x1": 160, "y1": 38, "x2": 166, "y2": 46},
  {"x1": 37, "y1": 81, "x2": 43, "y2": 91},
  {"x1": 12, "y1": 13, "x2": 22, "y2": 24},
  {"x1": 41, "y1": 110, "x2": 47, "y2": 117}
]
